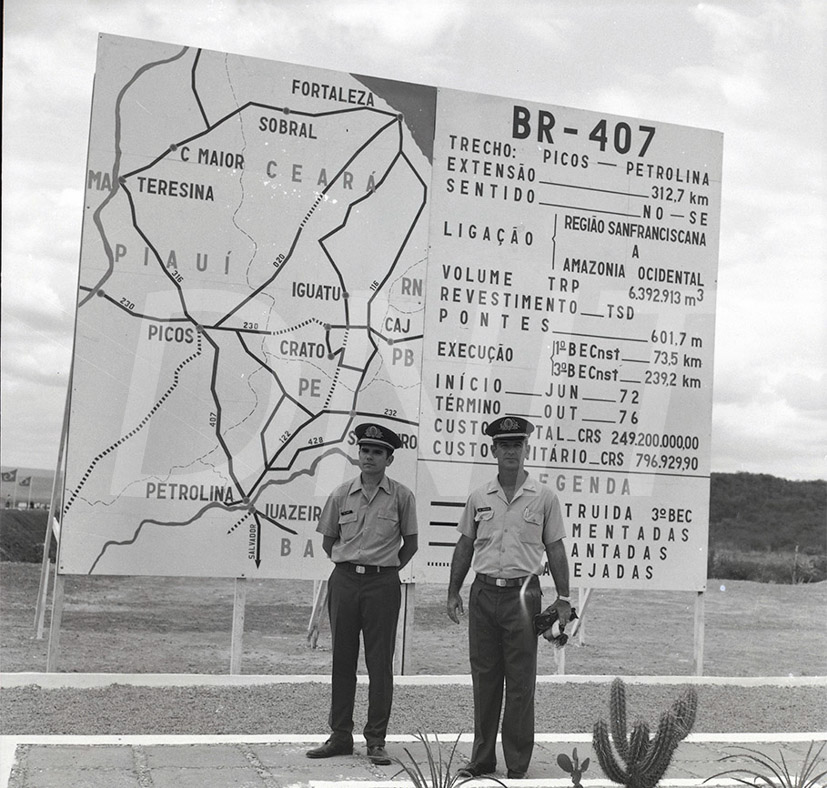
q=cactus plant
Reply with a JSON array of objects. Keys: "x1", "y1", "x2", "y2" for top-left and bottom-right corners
[
  {"x1": 592, "y1": 678, "x2": 697, "y2": 788},
  {"x1": 557, "y1": 747, "x2": 590, "y2": 788}
]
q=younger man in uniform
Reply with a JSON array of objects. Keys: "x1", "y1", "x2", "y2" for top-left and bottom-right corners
[{"x1": 307, "y1": 423, "x2": 418, "y2": 766}]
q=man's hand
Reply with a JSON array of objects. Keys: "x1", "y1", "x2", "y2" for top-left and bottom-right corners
[
  {"x1": 553, "y1": 597, "x2": 572, "y2": 629},
  {"x1": 537, "y1": 600, "x2": 576, "y2": 644},
  {"x1": 446, "y1": 590, "x2": 464, "y2": 624}
]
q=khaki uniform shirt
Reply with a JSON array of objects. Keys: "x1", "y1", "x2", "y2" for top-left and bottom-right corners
[
  {"x1": 458, "y1": 474, "x2": 565, "y2": 578},
  {"x1": 317, "y1": 475, "x2": 418, "y2": 566}
]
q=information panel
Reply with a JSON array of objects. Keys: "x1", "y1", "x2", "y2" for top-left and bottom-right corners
[
  {"x1": 60, "y1": 35, "x2": 721, "y2": 588},
  {"x1": 418, "y1": 91, "x2": 721, "y2": 590}
]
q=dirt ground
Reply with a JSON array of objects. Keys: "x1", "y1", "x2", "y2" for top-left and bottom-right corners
[{"x1": 1, "y1": 563, "x2": 825, "y2": 677}]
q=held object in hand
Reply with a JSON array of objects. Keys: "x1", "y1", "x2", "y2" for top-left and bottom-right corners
[{"x1": 533, "y1": 604, "x2": 578, "y2": 646}]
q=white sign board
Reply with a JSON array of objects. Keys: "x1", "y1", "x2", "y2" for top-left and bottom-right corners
[
  {"x1": 417, "y1": 90, "x2": 722, "y2": 590},
  {"x1": 60, "y1": 35, "x2": 721, "y2": 590}
]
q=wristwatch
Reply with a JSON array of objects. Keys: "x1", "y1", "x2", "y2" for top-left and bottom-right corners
[{"x1": 557, "y1": 595, "x2": 571, "y2": 602}]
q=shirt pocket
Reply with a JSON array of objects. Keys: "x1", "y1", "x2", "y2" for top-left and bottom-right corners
[
  {"x1": 338, "y1": 510, "x2": 359, "y2": 542},
  {"x1": 377, "y1": 509, "x2": 399, "y2": 536},
  {"x1": 518, "y1": 506, "x2": 544, "y2": 545},
  {"x1": 474, "y1": 507, "x2": 495, "y2": 542}
]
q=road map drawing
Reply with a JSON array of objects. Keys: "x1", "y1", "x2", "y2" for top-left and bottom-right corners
[{"x1": 60, "y1": 35, "x2": 432, "y2": 577}]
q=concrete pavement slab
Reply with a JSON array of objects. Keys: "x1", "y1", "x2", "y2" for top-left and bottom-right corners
[{"x1": 4, "y1": 734, "x2": 826, "y2": 788}]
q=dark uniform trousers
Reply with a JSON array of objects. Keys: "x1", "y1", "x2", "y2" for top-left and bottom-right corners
[
  {"x1": 327, "y1": 563, "x2": 401, "y2": 747},
  {"x1": 468, "y1": 575, "x2": 542, "y2": 774}
]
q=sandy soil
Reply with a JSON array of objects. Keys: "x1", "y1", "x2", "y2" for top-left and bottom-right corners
[
  {"x1": 1, "y1": 564, "x2": 825, "y2": 736},
  {"x1": 1, "y1": 564, "x2": 824, "y2": 677}
]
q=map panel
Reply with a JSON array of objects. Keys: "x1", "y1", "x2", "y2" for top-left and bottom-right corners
[{"x1": 60, "y1": 35, "x2": 431, "y2": 578}]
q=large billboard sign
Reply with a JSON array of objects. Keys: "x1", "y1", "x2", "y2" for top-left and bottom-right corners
[{"x1": 60, "y1": 34, "x2": 722, "y2": 590}]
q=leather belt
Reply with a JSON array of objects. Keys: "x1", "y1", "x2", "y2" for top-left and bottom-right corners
[
  {"x1": 338, "y1": 562, "x2": 397, "y2": 574},
  {"x1": 476, "y1": 573, "x2": 532, "y2": 588}
]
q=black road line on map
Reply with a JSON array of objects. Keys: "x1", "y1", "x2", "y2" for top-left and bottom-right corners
[
  {"x1": 214, "y1": 113, "x2": 401, "y2": 329},
  {"x1": 79, "y1": 45, "x2": 190, "y2": 310},
  {"x1": 248, "y1": 408, "x2": 418, "y2": 504},
  {"x1": 317, "y1": 140, "x2": 427, "y2": 362},
  {"x1": 235, "y1": 332, "x2": 316, "y2": 419},
  {"x1": 216, "y1": 333, "x2": 267, "y2": 454},
  {"x1": 256, "y1": 509, "x2": 298, "y2": 541},
  {"x1": 252, "y1": 446, "x2": 357, "y2": 500},
  {"x1": 88, "y1": 500, "x2": 253, "y2": 574},
  {"x1": 63, "y1": 333, "x2": 203, "y2": 518},
  {"x1": 105, "y1": 94, "x2": 406, "y2": 337},
  {"x1": 243, "y1": 323, "x2": 338, "y2": 392},
  {"x1": 253, "y1": 511, "x2": 264, "y2": 566},
  {"x1": 191, "y1": 49, "x2": 210, "y2": 128},
  {"x1": 80, "y1": 285, "x2": 195, "y2": 323},
  {"x1": 234, "y1": 331, "x2": 311, "y2": 475},
  {"x1": 316, "y1": 120, "x2": 406, "y2": 330},
  {"x1": 351, "y1": 410, "x2": 419, "y2": 429},
  {"x1": 203, "y1": 112, "x2": 423, "y2": 495},
  {"x1": 200, "y1": 329, "x2": 247, "y2": 500},
  {"x1": 81, "y1": 73, "x2": 426, "y2": 540},
  {"x1": 259, "y1": 394, "x2": 288, "y2": 467},
  {"x1": 120, "y1": 182, "x2": 196, "y2": 318}
]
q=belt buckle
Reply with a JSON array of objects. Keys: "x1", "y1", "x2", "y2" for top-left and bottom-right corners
[
  {"x1": 356, "y1": 565, "x2": 366, "y2": 574},
  {"x1": 495, "y1": 578, "x2": 507, "y2": 587}
]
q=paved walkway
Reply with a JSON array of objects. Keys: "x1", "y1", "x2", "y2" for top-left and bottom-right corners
[
  {"x1": 2, "y1": 675, "x2": 825, "y2": 787},
  {"x1": 3, "y1": 732, "x2": 825, "y2": 787}
]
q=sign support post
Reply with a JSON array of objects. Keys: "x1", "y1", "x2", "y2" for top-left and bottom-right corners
[
  {"x1": 394, "y1": 582, "x2": 416, "y2": 675},
  {"x1": 46, "y1": 572, "x2": 66, "y2": 672},
  {"x1": 307, "y1": 579, "x2": 328, "y2": 648},
  {"x1": 693, "y1": 590, "x2": 705, "y2": 675},
  {"x1": 35, "y1": 368, "x2": 72, "y2": 639},
  {"x1": 230, "y1": 578, "x2": 247, "y2": 674}
]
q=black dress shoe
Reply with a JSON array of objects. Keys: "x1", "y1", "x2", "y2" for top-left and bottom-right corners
[
  {"x1": 507, "y1": 770, "x2": 527, "y2": 779},
  {"x1": 367, "y1": 744, "x2": 392, "y2": 765},
  {"x1": 306, "y1": 739, "x2": 353, "y2": 758},
  {"x1": 457, "y1": 762, "x2": 495, "y2": 778}
]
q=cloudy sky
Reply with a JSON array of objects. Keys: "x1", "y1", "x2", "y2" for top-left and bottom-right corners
[{"x1": 2, "y1": 0, "x2": 824, "y2": 481}]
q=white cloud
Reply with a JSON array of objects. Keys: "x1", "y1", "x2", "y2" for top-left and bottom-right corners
[
  {"x1": 325, "y1": 1, "x2": 464, "y2": 47},
  {"x1": 1, "y1": 0, "x2": 824, "y2": 480}
]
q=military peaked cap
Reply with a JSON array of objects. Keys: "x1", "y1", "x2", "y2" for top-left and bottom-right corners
[
  {"x1": 354, "y1": 423, "x2": 403, "y2": 451},
  {"x1": 484, "y1": 416, "x2": 535, "y2": 440}
]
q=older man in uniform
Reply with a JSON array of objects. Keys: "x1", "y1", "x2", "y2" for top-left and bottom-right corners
[
  {"x1": 307, "y1": 423, "x2": 418, "y2": 766},
  {"x1": 447, "y1": 416, "x2": 571, "y2": 779}
]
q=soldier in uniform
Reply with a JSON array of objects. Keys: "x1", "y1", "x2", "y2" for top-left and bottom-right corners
[
  {"x1": 447, "y1": 416, "x2": 571, "y2": 779},
  {"x1": 307, "y1": 423, "x2": 418, "y2": 766}
]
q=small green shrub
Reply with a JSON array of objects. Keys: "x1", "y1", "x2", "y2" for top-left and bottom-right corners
[
  {"x1": 707, "y1": 549, "x2": 827, "y2": 584},
  {"x1": 393, "y1": 730, "x2": 506, "y2": 788},
  {"x1": 705, "y1": 741, "x2": 826, "y2": 788}
]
